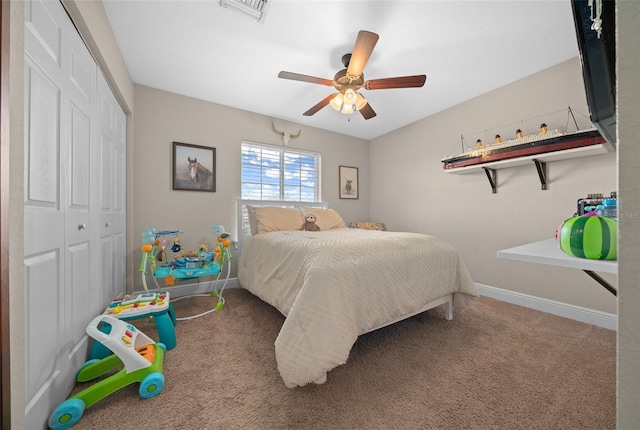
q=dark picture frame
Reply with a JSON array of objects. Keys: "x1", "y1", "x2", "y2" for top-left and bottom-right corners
[
  {"x1": 339, "y1": 165, "x2": 359, "y2": 199},
  {"x1": 172, "y1": 141, "x2": 216, "y2": 192}
]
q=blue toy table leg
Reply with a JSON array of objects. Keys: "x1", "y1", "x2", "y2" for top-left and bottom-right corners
[
  {"x1": 154, "y1": 311, "x2": 176, "y2": 350},
  {"x1": 168, "y1": 302, "x2": 177, "y2": 326}
]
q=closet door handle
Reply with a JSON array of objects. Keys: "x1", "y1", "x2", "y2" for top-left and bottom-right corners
[
  {"x1": 105, "y1": 222, "x2": 111, "y2": 229},
  {"x1": 78, "y1": 224, "x2": 86, "y2": 231}
]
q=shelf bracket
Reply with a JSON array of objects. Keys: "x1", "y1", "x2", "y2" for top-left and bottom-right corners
[
  {"x1": 583, "y1": 270, "x2": 617, "y2": 296},
  {"x1": 483, "y1": 167, "x2": 497, "y2": 194},
  {"x1": 533, "y1": 159, "x2": 547, "y2": 190}
]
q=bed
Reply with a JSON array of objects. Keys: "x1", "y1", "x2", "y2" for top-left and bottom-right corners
[{"x1": 236, "y1": 200, "x2": 478, "y2": 388}]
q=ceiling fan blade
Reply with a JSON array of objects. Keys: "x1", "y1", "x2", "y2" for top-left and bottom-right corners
[
  {"x1": 303, "y1": 94, "x2": 335, "y2": 116},
  {"x1": 359, "y1": 103, "x2": 377, "y2": 120},
  {"x1": 364, "y1": 75, "x2": 427, "y2": 90},
  {"x1": 346, "y1": 30, "x2": 379, "y2": 78},
  {"x1": 278, "y1": 71, "x2": 333, "y2": 86}
]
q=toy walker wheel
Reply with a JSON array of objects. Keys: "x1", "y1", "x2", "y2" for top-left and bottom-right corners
[
  {"x1": 48, "y1": 398, "x2": 85, "y2": 430},
  {"x1": 139, "y1": 372, "x2": 165, "y2": 399},
  {"x1": 76, "y1": 359, "x2": 100, "y2": 381}
]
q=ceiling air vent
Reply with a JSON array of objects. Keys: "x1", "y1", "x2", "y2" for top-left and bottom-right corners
[{"x1": 220, "y1": 0, "x2": 269, "y2": 23}]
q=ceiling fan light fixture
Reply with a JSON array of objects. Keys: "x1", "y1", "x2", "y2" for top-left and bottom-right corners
[
  {"x1": 343, "y1": 88, "x2": 357, "y2": 105},
  {"x1": 341, "y1": 103, "x2": 354, "y2": 114},
  {"x1": 330, "y1": 93, "x2": 344, "y2": 111},
  {"x1": 330, "y1": 90, "x2": 364, "y2": 115}
]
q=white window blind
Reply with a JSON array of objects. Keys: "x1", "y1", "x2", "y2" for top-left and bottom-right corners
[{"x1": 241, "y1": 141, "x2": 321, "y2": 202}]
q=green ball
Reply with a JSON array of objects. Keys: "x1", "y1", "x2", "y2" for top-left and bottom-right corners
[{"x1": 559, "y1": 215, "x2": 617, "y2": 260}]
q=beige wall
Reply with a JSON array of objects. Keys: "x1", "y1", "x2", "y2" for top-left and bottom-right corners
[
  {"x1": 370, "y1": 57, "x2": 617, "y2": 314},
  {"x1": 131, "y1": 85, "x2": 369, "y2": 291}
]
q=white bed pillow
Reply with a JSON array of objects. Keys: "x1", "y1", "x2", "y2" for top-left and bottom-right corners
[
  {"x1": 246, "y1": 205, "x2": 259, "y2": 235},
  {"x1": 302, "y1": 207, "x2": 347, "y2": 230},
  {"x1": 254, "y1": 206, "x2": 304, "y2": 233}
]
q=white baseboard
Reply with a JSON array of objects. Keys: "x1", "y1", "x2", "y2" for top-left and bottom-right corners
[{"x1": 475, "y1": 283, "x2": 617, "y2": 331}]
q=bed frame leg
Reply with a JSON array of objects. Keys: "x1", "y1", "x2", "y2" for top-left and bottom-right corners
[{"x1": 444, "y1": 296, "x2": 453, "y2": 321}]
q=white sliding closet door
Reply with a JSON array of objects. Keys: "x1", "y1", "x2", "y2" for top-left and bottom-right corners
[
  {"x1": 98, "y1": 71, "x2": 126, "y2": 305},
  {"x1": 23, "y1": 1, "x2": 126, "y2": 428}
]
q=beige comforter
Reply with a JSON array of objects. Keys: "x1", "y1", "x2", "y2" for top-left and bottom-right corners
[{"x1": 238, "y1": 228, "x2": 478, "y2": 388}]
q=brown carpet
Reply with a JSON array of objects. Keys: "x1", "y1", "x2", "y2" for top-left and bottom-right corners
[{"x1": 69, "y1": 288, "x2": 616, "y2": 430}]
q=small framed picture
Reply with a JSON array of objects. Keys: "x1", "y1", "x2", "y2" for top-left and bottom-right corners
[
  {"x1": 172, "y1": 142, "x2": 216, "y2": 192},
  {"x1": 339, "y1": 165, "x2": 359, "y2": 199}
]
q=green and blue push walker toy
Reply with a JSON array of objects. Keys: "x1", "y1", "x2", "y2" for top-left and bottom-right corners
[{"x1": 48, "y1": 315, "x2": 166, "y2": 430}]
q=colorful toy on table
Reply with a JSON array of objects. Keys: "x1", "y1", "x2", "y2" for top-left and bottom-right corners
[
  {"x1": 214, "y1": 224, "x2": 232, "y2": 265},
  {"x1": 171, "y1": 235, "x2": 183, "y2": 253},
  {"x1": 139, "y1": 228, "x2": 158, "y2": 277},
  {"x1": 106, "y1": 292, "x2": 172, "y2": 318},
  {"x1": 91, "y1": 291, "x2": 177, "y2": 359},
  {"x1": 198, "y1": 244, "x2": 216, "y2": 262},
  {"x1": 156, "y1": 239, "x2": 168, "y2": 264},
  {"x1": 48, "y1": 315, "x2": 166, "y2": 430},
  {"x1": 583, "y1": 204, "x2": 605, "y2": 217}
]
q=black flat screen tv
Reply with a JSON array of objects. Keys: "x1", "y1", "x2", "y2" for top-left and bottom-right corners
[{"x1": 571, "y1": 0, "x2": 616, "y2": 147}]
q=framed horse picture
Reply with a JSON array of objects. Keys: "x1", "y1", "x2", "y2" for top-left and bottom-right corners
[
  {"x1": 339, "y1": 165, "x2": 358, "y2": 199},
  {"x1": 172, "y1": 142, "x2": 216, "y2": 192}
]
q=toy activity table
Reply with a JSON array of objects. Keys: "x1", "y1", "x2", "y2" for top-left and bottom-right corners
[
  {"x1": 140, "y1": 227, "x2": 229, "y2": 290},
  {"x1": 153, "y1": 259, "x2": 221, "y2": 280},
  {"x1": 139, "y1": 226, "x2": 232, "y2": 311},
  {"x1": 91, "y1": 291, "x2": 177, "y2": 359}
]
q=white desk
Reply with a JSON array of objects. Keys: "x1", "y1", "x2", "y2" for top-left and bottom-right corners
[{"x1": 497, "y1": 238, "x2": 617, "y2": 295}]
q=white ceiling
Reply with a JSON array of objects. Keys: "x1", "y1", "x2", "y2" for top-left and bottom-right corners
[{"x1": 102, "y1": 0, "x2": 581, "y2": 141}]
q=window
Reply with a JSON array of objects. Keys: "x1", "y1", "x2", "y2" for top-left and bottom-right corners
[{"x1": 241, "y1": 141, "x2": 321, "y2": 202}]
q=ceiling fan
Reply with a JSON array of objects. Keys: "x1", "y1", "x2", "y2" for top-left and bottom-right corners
[{"x1": 278, "y1": 30, "x2": 426, "y2": 120}]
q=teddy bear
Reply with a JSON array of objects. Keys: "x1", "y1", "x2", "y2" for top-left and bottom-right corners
[{"x1": 302, "y1": 214, "x2": 321, "y2": 231}]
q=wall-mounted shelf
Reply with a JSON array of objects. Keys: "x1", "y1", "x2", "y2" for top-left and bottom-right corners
[
  {"x1": 444, "y1": 144, "x2": 611, "y2": 193},
  {"x1": 497, "y1": 239, "x2": 617, "y2": 295}
]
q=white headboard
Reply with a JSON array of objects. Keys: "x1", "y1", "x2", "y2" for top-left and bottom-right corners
[{"x1": 236, "y1": 200, "x2": 329, "y2": 252}]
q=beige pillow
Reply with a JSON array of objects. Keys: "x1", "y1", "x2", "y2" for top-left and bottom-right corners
[
  {"x1": 254, "y1": 206, "x2": 304, "y2": 233},
  {"x1": 246, "y1": 205, "x2": 258, "y2": 235},
  {"x1": 349, "y1": 221, "x2": 385, "y2": 231},
  {"x1": 302, "y1": 207, "x2": 347, "y2": 230}
]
